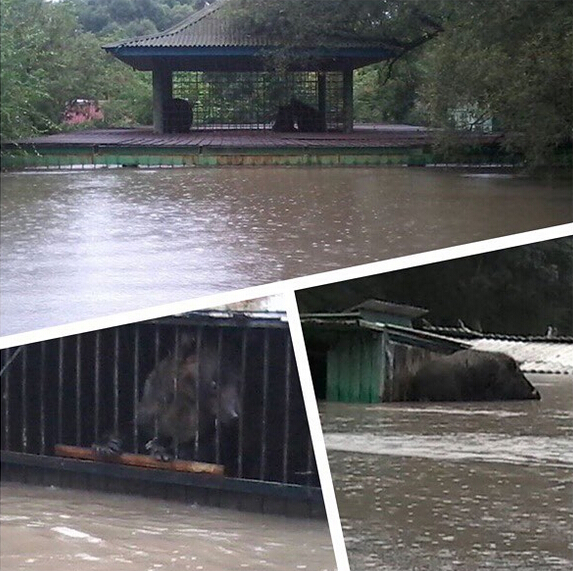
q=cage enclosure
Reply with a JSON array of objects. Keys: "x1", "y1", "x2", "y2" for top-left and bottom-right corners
[
  {"x1": 172, "y1": 71, "x2": 344, "y2": 131},
  {"x1": 1, "y1": 311, "x2": 324, "y2": 518}
]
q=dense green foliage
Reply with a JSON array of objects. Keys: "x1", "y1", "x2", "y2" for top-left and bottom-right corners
[
  {"x1": 0, "y1": 0, "x2": 203, "y2": 144},
  {"x1": 233, "y1": 0, "x2": 573, "y2": 165},
  {"x1": 421, "y1": 0, "x2": 573, "y2": 166},
  {"x1": 1, "y1": 0, "x2": 571, "y2": 166},
  {"x1": 297, "y1": 237, "x2": 573, "y2": 336},
  {"x1": 72, "y1": 0, "x2": 208, "y2": 38},
  {"x1": 0, "y1": 0, "x2": 109, "y2": 142}
]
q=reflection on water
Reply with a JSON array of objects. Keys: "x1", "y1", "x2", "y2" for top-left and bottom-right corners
[
  {"x1": 321, "y1": 374, "x2": 573, "y2": 571},
  {"x1": 0, "y1": 482, "x2": 336, "y2": 571},
  {"x1": 1, "y1": 168, "x2": 571, "y2": 335}
]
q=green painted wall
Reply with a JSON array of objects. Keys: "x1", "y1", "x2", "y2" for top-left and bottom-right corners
[{"x1": 326, "y1": 331, "x2": 383, "y2": 403}]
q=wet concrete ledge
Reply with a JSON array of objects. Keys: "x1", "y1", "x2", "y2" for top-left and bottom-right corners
[{"x1": 2, "y1": 125, "x2": 506, "y2": 169}]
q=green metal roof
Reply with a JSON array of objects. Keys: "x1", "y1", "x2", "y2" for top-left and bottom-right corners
[{"x1": 103, "y1": 0, "x2": 395, "y2": 72}]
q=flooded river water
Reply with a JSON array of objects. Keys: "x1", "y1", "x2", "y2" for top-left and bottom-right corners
[
  {"x1": 1, "y1": 167, "x2": 571, "y2": 336},
  {"x1": 0, "y1": 482, "x2": 335, "y2": 571},
  {"x1": 321, "y1": 374, "x2": 573, "y2": 571}
]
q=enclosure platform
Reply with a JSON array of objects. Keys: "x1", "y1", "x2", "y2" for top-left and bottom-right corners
[
  {"x1": 1, "y1": 451, "x2": 326, "y2": 519},
  {"x1": 3, "y1": 124, "x2": 505, "y2": 169}
]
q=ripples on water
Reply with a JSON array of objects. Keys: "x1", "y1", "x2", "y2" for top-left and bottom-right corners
[
  {"x1": 0, "y1": 483, "x2": 336, "y2": 571},
  {"x1": 321, "y1": 374, "x2": 573, "y2": 571},
  {"x1": 1, "y1": 168, "x2": 572, "y2": 335}
]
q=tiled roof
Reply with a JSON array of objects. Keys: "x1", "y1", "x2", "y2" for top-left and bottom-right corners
[
  {"x1": 104, "y1": 0, "x2": 383, "y2": 50},
  {"x1": 422, "y1": 324, "x2": 573, "y2": 343},
  {"x1": 105, "y1": 0, "x2": 262, "y2": 49},
  {"x1": 420, "y1": 325, "x2": 573, "y2": 374},
  {"x1": 469, "y1": 338, "x2": 573, "y2": 374}
]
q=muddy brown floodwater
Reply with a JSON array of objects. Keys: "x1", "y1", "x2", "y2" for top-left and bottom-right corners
[
  {"x1": 1, "y1": 168, "x2": 571, "y2": 336},
  {"x1": 321, "y1": 374, "x2": 573, "y2": 571},
  {"x1": 0, "y1": 482, "x2": 336, "y2": 571}
]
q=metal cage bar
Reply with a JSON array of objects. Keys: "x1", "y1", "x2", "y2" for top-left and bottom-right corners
[
  {"x1": 194, "y1": 326, "x2": 203, "y2": 460},
  {"x1": 21, "y1": 346, "x2": 27, "y2": 453},
  {"x1": 75, "y1": 336, "x2": 82, "y2": 446},
  {"x1": 260, "y1": 328, "x2": 270, "y2": 480},
  {"x1": 215, "y1": 327, "x2": 223, "y2": 465},
  {"x1": 282, "y1": 334, "x2": 292, "y2": 483},
  {"x1": 237, "y1": 329, "x2": 247, "y2": 478},
  {"x1": 94, "y1": 331, "x2": 101, "y2": 443},
  {"x1": 113, "y1": 330, "x2": 120, "y2": 435},
  {"x1": 40, "y1": 342, "x2": 46, "y2": 455},
  {"x1": 1, "y1": 348, "x2": 14, "y2": 451},
  {"x1": 133, "y1": 326, "x2": 140, "y2": 453},
  {"x1": 172, "y1": 71, "x2": 344, "y2": 131},
  {"x1": 57, "y1": 339, "x2": 64, "y2": 444},
  {"x1": 0, "y1": 317, "x2": 319, "y2": 490}
]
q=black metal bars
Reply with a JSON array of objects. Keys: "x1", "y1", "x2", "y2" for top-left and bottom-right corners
[{"x1": 0, "y1": 315, "x2": 319, "y2": 489}]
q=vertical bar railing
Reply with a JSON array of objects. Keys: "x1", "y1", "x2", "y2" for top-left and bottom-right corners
[
  {"x1": 75, "y1": 336, "x2": 82, "y2": 445},
  {"x1": 40, "y1": 342, "x2": 46, "y2": 455},
  {"x1": 173, "y1": 327, "x2": 180, "y2": 459},
  {"x1": 194, "y1": 326, "x2": 202, "y2": 460},
  {"x1": 153, "y1": 326, "x2": 160, "y2": 442},
  {"x1": 94, "y1": 331, "x2": 100, "y2": 443},
  {"x1": 282, "y1": 334, "x2": 292, "y2": 483},
  {"x1": 215, "y1": 328, "x2": 223, "y2": 465},
  {"x1": 237, "y1": 328, "x2": 247, "y2": 478},
  {"x1": 259, "y1": 329, "x2": 270, "y2": 481},
  {"x1": 1, "y1": 349, "x2": 13, "y2": 451},
  {"x1": 133, "y1": 326, "x2": 140, "y2": 453},
  {"x1": 21, "y1": 346, "x2": 27, "y2": 452},
  {"x1": 113, "y1": 329, "x2": 119, "y2": 436},
  {"x1": 57, "y1": 338, "x2": 64, "y2": 444}
]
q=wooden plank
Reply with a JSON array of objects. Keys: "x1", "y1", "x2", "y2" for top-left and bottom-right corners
[{"x1": 54, "y1": 444, "x2": 225, "y2": 476}]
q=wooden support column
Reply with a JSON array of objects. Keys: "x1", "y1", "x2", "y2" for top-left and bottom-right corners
[
  {"x1": 152, "y1": 64, "x2": 173, "y2": 134},
  {"x1": 342, "y1": 68, "x2": 354, "y2": 133}
]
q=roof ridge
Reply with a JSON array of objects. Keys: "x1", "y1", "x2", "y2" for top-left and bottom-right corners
[
  {"x1": 104, "y1": 0, "x2": 230, "y2": 48},
  {"x1": 161, "y1": 0, "x2": 229, "y2": 35}
]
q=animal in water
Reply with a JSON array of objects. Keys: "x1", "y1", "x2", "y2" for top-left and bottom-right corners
[{"x1": 403, "y1": 349, "x2": 541, "y2": 402}]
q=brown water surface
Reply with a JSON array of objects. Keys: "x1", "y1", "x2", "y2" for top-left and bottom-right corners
[
  {"x1": 0, "y1": 482, "x2": 335, "y2": 571},
  {"x1": 1, "y1": 168, "x2": 571, "y2": 336},
  {"x1": 321, "y1": 374, "x2": 573, "y2": 570}
]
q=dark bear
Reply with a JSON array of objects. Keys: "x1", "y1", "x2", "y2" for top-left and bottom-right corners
[
  {"x1": 163, "y1": 98, "x2": 193, "y2": 133},
  {"x1": 93, "y1": 333, "x2": 241, "y2": 464},
  {"x1": 290, "y1": 98, "x2": 326, "y2": 133},
  {"x1": 404, "y1": 349, "x2": 541, "y2": 402},
  {"x1": 272, "y1": 105, "x2": 296, "y2": 132}
]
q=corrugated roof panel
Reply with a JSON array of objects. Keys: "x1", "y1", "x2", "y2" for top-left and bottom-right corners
[{"x1": 469, "y1": 339, "x2": 573, "y2": 374}]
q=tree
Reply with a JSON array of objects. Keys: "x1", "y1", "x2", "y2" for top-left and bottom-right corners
[
  {"x1": 1, "y1": 0, "x2": 51, "y2": 143},
  {"x1": 0, "y1": 0, "x2": 112, "y2": 143},
  {"x1": 297, "y1": 237, "x2": 573, "y2": 336},
  {"x1": 71, "y1": 0, "x2": 210, "y2": 36},
  {"x1": 420, "y1": 0, "x2": 573, "y2": 166},
  {"x1": 232, "y1": 0, "x2": 573, "y2": 166},
  {"x1": 231, "y1": 0, "x2": 446, "y2": 65},
  {"x1": 354, "y1": 53, "x2": 426, "y2": 124}
]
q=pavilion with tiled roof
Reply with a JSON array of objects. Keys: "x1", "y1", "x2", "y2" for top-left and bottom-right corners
[{"x1": 103, "y1": 0, "x2": 396, "y2": 134}]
